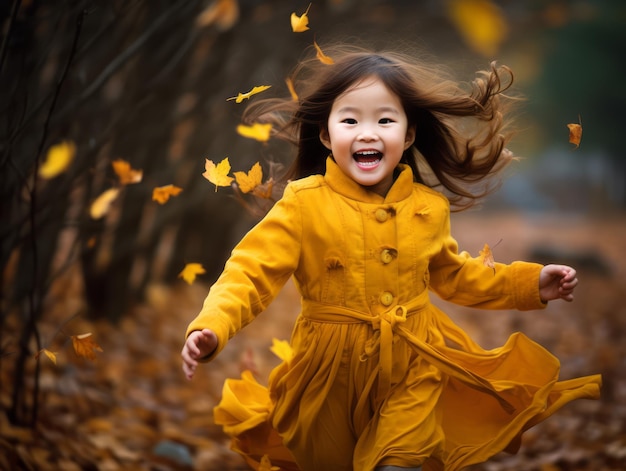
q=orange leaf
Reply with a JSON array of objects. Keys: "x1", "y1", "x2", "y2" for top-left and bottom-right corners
[
  {"x1": 234, "y1": 162, "x2": 263, "y2": 194},
  {"x1": 178, "y1": 262, "x2": 206, "y2": 285},
  {"x1": 479, "y1": 243, "x2": 496, "y2": 273},
  {"x1": 112, "y1": 159, "x2": 143, "y2": 185},
  {"x1": 567, "y1": 117, "x2": 582, "y2": 148},
  {"x1": 90, "y1": 188, "x2": 120, "y2": 219},
  {"x1": 152, "y1": 184, "x2": 183, "y2": 204},
  {"x1": 36, "y1": 348, "x2": 58, "y2": 365},
  {"x1": 227, "y1": 85, "x2": 271, "y2": 103},
  {"x1": 196, "y1": 0, "x2": 239, "y2": 30},
  {"x1": 447, "y1": 0, "x2": 508, "y2": 57},
  {"x1": 314, "y1": 41, "x2": 334, "y2": 65},
  {"x1": 286, "y1": 77, "x2": 299, "y2": 102},
  {"x1": 270, "y1": 338, "x2": 293, "y2": 362},
  {"x1": 237, "y1": 123, "x2": 272, "y2": 142},
  {"x1": 252, "y1": 178, "x2": 275, "y2": 200},
  {"x1": 71, "y1": 333, "x2": 103, "y2": 361},
  {"x1": 291, "y1": 3, "x2": 311, "y2": 32},
  {"x1": 202, "y1": 157, "x2": 234, "y2": 191},
  {"x1": 39, "y1": 140, "x2": 76, "y2": 179}
]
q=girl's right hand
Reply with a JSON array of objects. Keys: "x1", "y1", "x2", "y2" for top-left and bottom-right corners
[{"x1": 181, "y1": 329, "x2": 218, "y2": 380}]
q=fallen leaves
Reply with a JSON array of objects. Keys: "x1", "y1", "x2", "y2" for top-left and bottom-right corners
[
  {"x1": 567, "y1": 116, "x2": 583, "y2": 148},
  {"x1": 178, "y1": 263, "x2": 206, "y2": 285},
  {"x1": 227, "y1": 85, "x2": 271, "y2": 103},
  {"x1": 152, "y1": 184, "x2": 183, "y2": 204},
  {"x1": 90, "y1": 188, "x2": 120, "y2": 219},
  {"x1": 479, "y1": 243, "x2": 496, "y2": 273},
  {"x1": 291, "y1": 3, "x2": 312, "y2": 32},
  {"x1": 314, "y1": 40, "x2": 334, "y2": 64},
  {"x1": 236, "y1": 122, "x2": 272, "y2": 142},
  {"x1": 233, "y1": 161, "x2": 263, "y2": 193},
  {"x1": 39, "y1": 141, "x2": 76, "y2": 179},
  {"x1": 203, "y1": 157, "x2": 234, "y2": 191},
  {"x1": 112, "y1": 159, "x2": 143, "y2": 185},
  {"x1": 72, "y1": 333, "x2": 104, "y2": 361}
]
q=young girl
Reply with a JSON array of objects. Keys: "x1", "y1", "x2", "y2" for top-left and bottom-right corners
[{"x1": 182, "y1": 46, "x2": 601, "y2": 471}]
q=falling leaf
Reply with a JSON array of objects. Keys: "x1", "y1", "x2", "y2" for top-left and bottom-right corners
[
  {"x1": 237, "y1": 122, "x2": 272, "y2": 142},
  {"x1": 314, "y1": 40, "x2": 334, "y2": 64},
  {"x1": 152, "y1": 184, "x2": 183, "y2": 204},
  {"x1": 71, "y1": 333, "x2": 103, "y2": 361},
  {"x1": 36, "y1": 348, "x2": 58, "y2": 365},
  {"x1": 479, "y1": 243, "x2": 496, "y2": 273},
  {"x1": 112, "y1": 159, "x2": 143, "y2": 185},
  {"x1": 234, "y1": 162, "x2": 263, "y2": 193},
  {"x1": 39, "y1": 140, "x2": 76, "y2": 179},
  {"x1": 447, "y1": 0, "x2": 508, "y2": 57},
  {"x1": 259, "y1": 454, "x2": 280, "y2": 471},
  {"x1": 270, "y1": 338, "x2": 293, "y2": 362},
  {"x1": 227, "y1": 85, "x2": 271, "y2": 103},
  {"x1": 567, "y1": 116, "x2": 582, "y2": 148},
  {"x1": 291, "y1": 3, "x2": 311, "y2": 32},
  {"x1": 178, "y1": 262, "x2": 206, "y2": 285},
  {"x1": 252, "y1": 178, "x2": 275, "y2": 200},
  {"x1": 90, "y1": 188, "x2": 120, "y2": 219},
  {"x1": 196, "y1": 0, "x2": 239, "y2": 30},
  {"x1": 203, "y1": 157, "x2": 234, "y2": 191},
  {"x1": 286, "y1": 77, "x2": 299, "y2": 102}
]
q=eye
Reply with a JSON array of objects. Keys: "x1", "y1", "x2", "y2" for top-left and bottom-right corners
[
  {"x1": 379, "y1": 118, "x2": 394, "y2": 124},
  {"x1": 341, "y1": 118, "x2": 357, "y2": 124}
]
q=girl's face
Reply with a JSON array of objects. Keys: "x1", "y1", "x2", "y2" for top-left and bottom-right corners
[{"x1": 320, "y1": 76, "x2": 415, "y2": 196}]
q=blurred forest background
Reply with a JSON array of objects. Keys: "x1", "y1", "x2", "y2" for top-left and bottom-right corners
[{"x1": 1, "y1": 0, "x2": 625, "y2": 469}]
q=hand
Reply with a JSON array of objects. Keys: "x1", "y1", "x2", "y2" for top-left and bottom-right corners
[
  {"x1": 539, "y1": 264, "x2": 578, "y2": 303},
  {"x1": 181, "y1": 329, "x2": 217, "y2": 380}
]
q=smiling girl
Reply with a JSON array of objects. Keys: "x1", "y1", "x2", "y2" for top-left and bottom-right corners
[{"x1": 182, "y1": 46, "x2": 601, "y2": 471}]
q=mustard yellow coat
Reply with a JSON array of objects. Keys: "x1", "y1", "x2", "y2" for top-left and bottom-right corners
[{"x1": 186, "y1": 158, "x2": 601, "y2": 471}]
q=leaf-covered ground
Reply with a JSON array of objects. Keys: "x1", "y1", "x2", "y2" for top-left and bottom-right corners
[{"x1": 1, "y1": 211, "x2": 625, "y2": 470}]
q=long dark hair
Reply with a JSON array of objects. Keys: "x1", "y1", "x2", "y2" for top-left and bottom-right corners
[{"x1": 242, "y1": 44, "x2": 519, "y2": 210}]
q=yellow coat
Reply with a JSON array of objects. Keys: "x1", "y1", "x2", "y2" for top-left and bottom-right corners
[{"x1": 186, "y1": 158, "x2": 601, "y2": 471}]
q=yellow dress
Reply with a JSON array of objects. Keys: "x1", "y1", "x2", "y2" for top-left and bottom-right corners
[{"x1": 186, "y1": 158, "x2": 601, "y2": 471}]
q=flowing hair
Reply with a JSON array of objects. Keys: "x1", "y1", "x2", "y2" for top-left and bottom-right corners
[{"x1": 242, "y1": 44, "x2": 520, "y2": 210}]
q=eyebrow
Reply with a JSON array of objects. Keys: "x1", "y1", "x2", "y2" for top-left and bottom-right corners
[{"x1": 336, "y1": 106, "x2": 401, "y2": 114}]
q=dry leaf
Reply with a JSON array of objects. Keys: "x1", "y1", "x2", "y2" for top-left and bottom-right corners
[
  {"x1": 112, "y1": 159, "x2": 143, "y2": 185},
  {"x1": 39, "y1": 140, "x2": 76, "y2": 179},
  {"x1": 36, "y1": 348, "x2": 58, "y2": 365},
  {"x1": 252, "y1": 178, "x2": 274, "y2": 199},
  {"x1": 90, "y1": 188, "x2": 120, "y2": 219},
  {"x1": 178, "y1": 262, "x2": 206, "y2": 285},
  {"x1": 196, "y1": 0, "x2": 239, "y2": 30},
  {"x1": 291, "y1": 3, "x2": 311, "y2": 32},
  {"x1": 237, "y1": 123, "x2": 272, "y2": 142},
  {"x1": 259, "y1": 454, "x2": 280, "y2": 471},
  {"x1": 71, "y1": 333, "x2": 103, "y2": 361},
  {"x1": 447, "y1": 0, "x2": 508, "y2": 57},
  {"x1": 479, "y1": 243, "x2": 496, "y2": 273},
  {"x1": 152, "y1": 184, "x2": 183, "y2": 204},
  {"x1": 567, "y1": 117, "x2": 582, "y2": 148},
  {"x1": 270, "y1": 338, "x2": 293, "y2": 362},
  {"x1": 234, "y1": 162, "x2": 263, "y2": 193},
  {"x1": 314, "y1": 40, "x2": 334, "y2": 64},
  {"x1": 203, "y1": 157, "x2": 234, "y2": 191},
  {"x1": 227, "y1": 85, "x2": 271, "y2": 103},
  {"x1": 286, "y1": 77, "x2": 299, "y2": 102}
]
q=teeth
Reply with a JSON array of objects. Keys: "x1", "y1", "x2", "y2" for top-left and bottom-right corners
[{"x1": 355, "y1": 150, "x2": 379, "y2": 156}]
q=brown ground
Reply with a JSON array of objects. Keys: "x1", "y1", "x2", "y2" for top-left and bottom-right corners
[{"x1": 1, "y1": 210, "x2": 625, "y2": 470}]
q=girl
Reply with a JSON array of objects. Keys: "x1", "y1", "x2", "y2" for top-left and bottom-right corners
[{"x1": 182, "y1": 46, "x2": 601, "y2": 471}]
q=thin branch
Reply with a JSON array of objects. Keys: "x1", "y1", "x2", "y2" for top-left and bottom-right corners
[{"x1": 0, "y1": 0, "x2": 21, "y2": 74}]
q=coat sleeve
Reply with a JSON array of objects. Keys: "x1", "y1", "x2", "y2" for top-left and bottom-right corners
[
  {"x1": 185, "y1": 184, "x2": 303, "y2": 361},
  {"x1": 428, "y1": 201, "x2": 546, "y2": 311}
]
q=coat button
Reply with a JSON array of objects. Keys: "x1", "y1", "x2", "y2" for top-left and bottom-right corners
[
  {"x1": 380, "y1": 249, "x2": 394, "y2": 264},
  {"x1": 380, "y1": 291, "x2": 394, "y2": 306},
  {"x1": 375, "y1": 208, "x2": 389, "y2": 222}
]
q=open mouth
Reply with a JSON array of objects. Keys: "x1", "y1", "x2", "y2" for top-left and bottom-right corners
[{"x1": 353, "y1": 150, "x2": 382, "y2": 168}]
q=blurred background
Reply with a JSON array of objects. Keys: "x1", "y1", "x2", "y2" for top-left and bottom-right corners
[{"x1": 1, "y1": 0, "x2": 625, "y2": 469}]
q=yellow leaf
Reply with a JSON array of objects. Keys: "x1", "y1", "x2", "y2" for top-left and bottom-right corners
[
  {"x1": 447, "y1": 0, "x2": 508, "y2": 57},
  {"x1": 270, "y1": 338, "x2": 293, "y2": 362},
  {"x1": 90, "y1": 188, "x2": 120, "y2": 219},
  {"x1": 291, "y1": 3, "x2": 311, "y2": 32},
  {"x1": 259, "y1": 454, "x2": 280, "y2": 471},
  {"x1": 567, "y1": 116, "x2": 582, "y2": 148},
  {"x1": 39, "y1": 140, "x2": 76, "y2": 179},
  {"x1": 36, "y1": 348, "x2": 58, "y2": 365},
  {"x1": 71, "y1": 333, "x2": 103, "y2": 361},
  {"x1": 234, "y1": 162, "x2": 263, "y2": 194},
  {"x1": 112, "y1": 159, "x2": 143, "y2": 185},
  {"x1": 314, "y1": 41, "x2": 334, "y2": 65},
  {"x1": 479, "y1": 243, "x2": 496, "y2": 273},
  {"x1": 178, "y1": 263, "x2": 206, "y2": 285},
  {"x1": 227, "y1": 85, "x2": 271, "y2": 103},
  {"x1": 202, "y1": 158, "x2": 234, "y2": 191},
  {"x1": 237, "y1": 122, "x2": 272, "y2": 142},
  {"x1": 286, "y1": 77, "x2": 299, "y2": 102},
  {"x1": 196, "y1": 0, "x2": 239, "y2": 30},
  {"x1": 152, "y1": 184, "x2": 183, "y2": 204}
]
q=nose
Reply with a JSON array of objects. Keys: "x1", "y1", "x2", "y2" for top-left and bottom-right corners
[{"x1": 357, "y1": 127, "x2": 379, "y2": 142}]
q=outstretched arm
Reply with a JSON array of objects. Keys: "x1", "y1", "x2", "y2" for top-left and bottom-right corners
[
  {"x1": 182, "y1": 329, "x2": 218, "y2": 380},
  {"x1": 539, "y1": 264, "x2": 578, "y2": 303}
]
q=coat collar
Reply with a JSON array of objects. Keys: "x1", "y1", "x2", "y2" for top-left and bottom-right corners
[{"x1": 323, "y1": 156, "x2": 415, "y2": 204}]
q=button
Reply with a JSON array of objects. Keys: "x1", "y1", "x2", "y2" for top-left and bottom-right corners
[
  {"x1": 375, "y1": 208, "x2": 388, "y2": 222},
  {"x1": 380, "y1": 291, "x2": 394, "y2": 306},
  {"x1": 380, "y1": 249, "x2": 394, "y2": 264}
]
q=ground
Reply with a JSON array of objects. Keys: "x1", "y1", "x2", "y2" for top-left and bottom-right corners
[{"x1": 1, "y1": 210, "x2": 625, "y2": 470}]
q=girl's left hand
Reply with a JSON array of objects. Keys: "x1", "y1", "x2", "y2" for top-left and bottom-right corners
[{"x1": 539, "y1": 264, "x2": 578, "y2": 303}]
